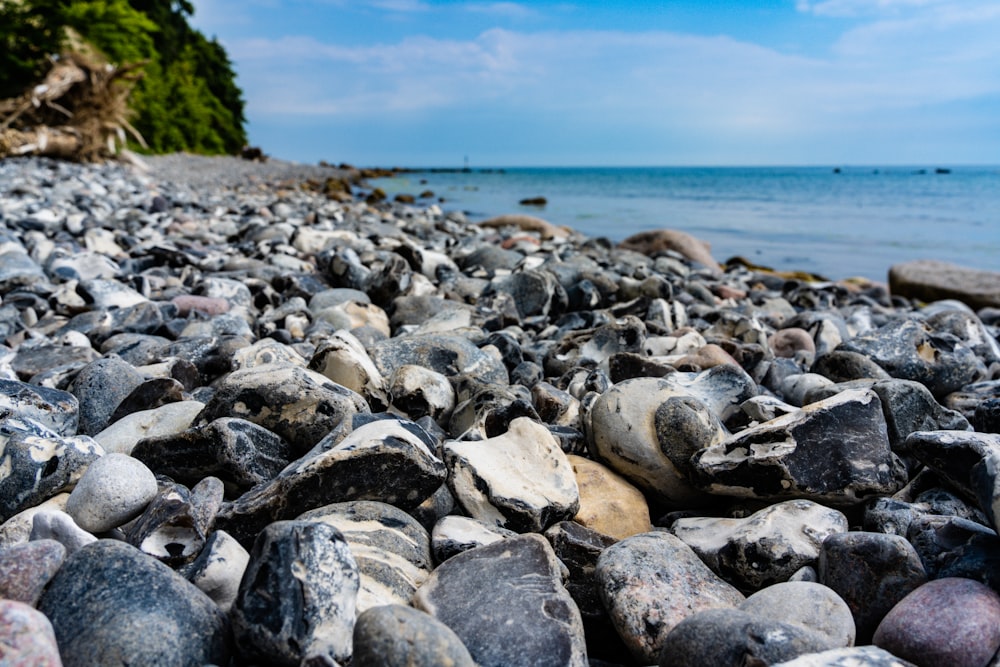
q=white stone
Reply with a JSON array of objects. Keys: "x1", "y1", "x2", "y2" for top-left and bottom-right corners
[
  {"x1": 29, "y1": 509, "x2": 97, "y2": 554},
  {"x1": 310, "y1": 330, "x2": 388, "y2": 407},
  {"x1": 65, "y1": 453, "x2": 158, "y2": 533},
  {"x1": 94, "y1": 401, "x2": 204, "y2": 455},
  {"x1": 0, "y1": 493, "x2": 69, "y2": 550},
  {"x1": 185, "y1": 530, "x2": 250, "y2": 613}
]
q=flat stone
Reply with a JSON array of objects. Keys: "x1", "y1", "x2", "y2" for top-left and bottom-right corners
[
  {"x1": 692, "y1": 388, "x2": 907, "y2": 505},
  {"x1": 0, "y1": 539, "x2": 66, "y2": 605},
  {"x1": 65, "y1": 452, "x2": 158, "y2": 533},
  {"x1": 596, "y1": 531, "x2": 745, "y2": 664},
  {"x1": 194, "y1": 362, "x2": 370, "y2": 456},
  {"x1": 232, "y1": 520, "x2": 359, "y2": 665},
  {"x1": 740, "y1": 581, "x2": 856, "y2": 648},
  {"x1": 670, "y1": 499, "x2": 848, "y2": 591},
  {"x1": 567, "y1": 454, "x2": 652, "y2": 540},
  {"x1": 444, "y1": 417, "x2": 579, "y2": 532},
  {"x1": 818, "y1": 531, "x2": 927, "y2": 643},
  {"x1": 216, "y1": 418, "x2": 445, "y2": 547},
  {"x1": 656, "y1": 607, "x2": 833, "y2": 667},
  {"x1": 352, "y1": 604, "x2": 475, "y2": 667},
  {"x1": 889, "y1": 260, "x2": 1000, "y2": 310},
  {"x1": 619, "y1": 229, "x2": 721, "y2": 274},
  {"x1": 93, "y1": 400, "x2": 204, "y2": 455},
  {"x1": 387, "y1": 364, "x2": 456, "y2": 424},
  {"x1": 0, "y1": 379, "x2": 78, "y2": 436},
  {"x1": 772, "y1": 646, "x2": 916, "y2": 666},
  {"x1": 297, "y1": 500, "x2": 432, "y2": 613},
  {"x1": 874, "y1": 577, "x2": 1000, "y2": 667},
  {"x1": 309, "y1": 330, "x2": 389, "y2": 410},
  {"x1": 370, "y1": 333, "x2": 508, "y2": 385},
  {"x1": 178, "y1": 529, "x2": 249, "y2": 612},
  {"x1": 0, "y1": 600, "x2": 62, "y2": 667},
  {"x1": 414, "y1": 533, "x2": 588, "y2": 667},
  {"x1": 38, "y1": 540, "x2": 230, "y2": 667},
  {"x1": 430, "y1": 515, "x2": 517, "y2": 562},
  {"x1": 906, "y1": 430, "x2": 1000, "y2": 509}
]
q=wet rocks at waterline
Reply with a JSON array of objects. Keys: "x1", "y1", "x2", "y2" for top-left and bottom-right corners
[{"x1": 1, "y1": 154, "x2": 1000, "y2": 666}]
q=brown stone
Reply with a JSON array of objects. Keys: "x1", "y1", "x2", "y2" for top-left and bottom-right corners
[
  {"x1": 568, "y1": 455, "x2": 652, "y2": 540},
  {"x1": 889, "y1": 260, "x2": 1000, "y2": 309},
  {"x1": 478, "y1": 214, "x2": 569, "y2": 240},
  {"x1": 618, "y1": 229, "x2": 720, "y2": 274}
]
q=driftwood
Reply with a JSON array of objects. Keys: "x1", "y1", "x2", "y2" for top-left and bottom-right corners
[{"x1": 0, "y1": 50, "x2": 145, "y2": 162}]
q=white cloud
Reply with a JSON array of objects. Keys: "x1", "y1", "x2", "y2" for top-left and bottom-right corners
[{"x1": 462, "y1": 2, "x2": 538, "y2": 19}]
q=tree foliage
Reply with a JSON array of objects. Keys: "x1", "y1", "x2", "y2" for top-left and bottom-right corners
[{"x1": 0, "y1": 0, "x2": 247, "y2": 154}]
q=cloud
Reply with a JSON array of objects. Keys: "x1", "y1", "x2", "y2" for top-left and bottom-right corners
[{"x1": 462, "y1": 2, "x2": 538, "y2": 19}]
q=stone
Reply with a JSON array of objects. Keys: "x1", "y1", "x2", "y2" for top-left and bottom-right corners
[
  {"x1": 178, "y1": 529, "x2": 250, "y2": 612},
  {"x1": 692, "y1": 388, "x2": 908, "y2": 505},
  {"x1": 905, "y1": 514, "x2": 1000, "y2": 587},
  {"x1": 619, "y1": 229, "x2": 720, "y2": 274},
  {"x1": 216, "y1": 418, "x2": 445, "y2": 547},
  {"x1": 29, "y1": 510, "x2": 97, "y2": 553},
  {"x1": 873, "y1": 577, "x2": 1000, "y2": 667},
  {"x1": 905, "y1": 429, "x2": 1000, "y2": 506},
  {"x1": 656, "y1": 608, "x2": 833, "y2": 667},
  {"x1": 131, "y1": 417, "x2": 292, "y2": 496},
  {"x1": 352, "y1": 604, "x2": 476, "y2": 667},
  {"x1": 125, "y1": 477, "x2": 223, "y2": 565},
  {"x1": 370, "y1": 333, "x2": 508, "y2": 385},
  {"x1": 740, "y1": 581, "x2": 856, "y2": 648},
  {"x1": 414, "y1": 533, "x2": 588, "y2": 667},
  {"x1": 232, "y1": 520, "x2": 359, "y2": 665},
  {"x1": 771, "y1": 646, "x2": 916, "y2": 667},
  {"x1": 770, "y1": 327, "x2": 817, "y2": 361},
  {"x1": 0, "y1": 416, "x2": 104, "y2": 522},
  {"x1": 0, "y1": 539, "x2": 66, "y2": 605},
  {"x1": 387, "y1": 364, "x2": 456, "y2": 424},
  {"x1": 430, "y1": 515, "x2": 517, "y2": 562},
  {"x1": 297, "y1": 500, "x2": 432, "y2": 613},
  {"x1": 444, "y1": 417, "x2": 579, "y2": 532},
  {"x1": 837, "y1": 318, "x2": 984, "y2": 397},
  {"x1": 596, "y1": 531, "x2": 745, "y2": 664},
  {"x1": 448, "y1": 381, "x2": 540, "y2": 440},
  {"x1": 889, "y1": 260, "x2": 1000, "y2": 310},
  {"x1": 0, "y1": 379, "x2": 78, "y2": 436},
  {"x1": 811, "y1": 350, "x2": 892, "y2": 384},
  {"x1": 670, "y1": 499, "x2": 848, "y2": 591},
  {"x1": 0, "y1": 600, "x2": 62, "y2": 667},
  {"x1": 65, "y1": 452, "x2": 158, "y2": 533},
  {"x1": 818, "y1": 531, "x2": 927, "y2": 643},
  {"x1": 309, "y1": 330, "x2": 389, "y2": 409},
  {"x1": 781, "y1": 372, "x2": 837, "y2": 406},
  {"x1": 869, "y1": 379, "x2": 971, "y2": 451},
  {"x1": 588, "y1": 377, "x2": 726, "y2": 507},
  {"x1": 38, "y1": 540, "x2": 230, "y2": 667},
  {"x1": 68, "y1": 355, "x2": 146, "y2": 435},
  {"x1": 93, "y1": 400, "x2": 204, "y2": 455},
  {"x1": 567, "y1": 454, "x2": 652, "y2": 540},
  {"x1": 194, "y1": 362, "x2": 370, "y2": 456},
  {"x1": 0, "y1": 494, "x2": 68, "y2": 550}
]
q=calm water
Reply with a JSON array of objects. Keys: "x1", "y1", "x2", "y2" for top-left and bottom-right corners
[{"x1": 372, "y1": 166, "x2": 1000, "y2": 281}]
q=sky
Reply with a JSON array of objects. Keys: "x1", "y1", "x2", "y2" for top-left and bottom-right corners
[{"x1": 189, "y1": 0, "x2": 1000, "y2": 167}]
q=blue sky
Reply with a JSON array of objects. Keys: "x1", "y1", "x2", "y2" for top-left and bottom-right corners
[{"x1": 191, "y1": 0, "x2": 1000, "y2": 167}]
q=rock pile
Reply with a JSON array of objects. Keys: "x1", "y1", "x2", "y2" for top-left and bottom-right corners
[{"x1": 2, "y1": 154, "x2": 1000, "y2": 666}]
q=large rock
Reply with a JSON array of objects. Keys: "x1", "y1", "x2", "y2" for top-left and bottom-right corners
[
  {"x1": 0, "y1": 379, "x2": 78, "y2": 436},
  {"x1": 567, "y1": 454, "x2": 652, "y2": 540},
  {"x1": 692, "y1": 389, "x2": 907, "y2": 505},
  {"x1": 619, "y1": 229, "x2": 721, "y2": 274},
  {"x1": 669, "y1": 499, "x2": 848, "y2": 591},
  {"x1": 445, "y1": 417, "x2": 579, "y2": 533},
  {"x1": 232, "y1": 520, "x2": 359, "y2": 665},
  {"x1": 352, "y1": 605, "x2": 475, "y2": 667},
  {"x1": 37, "y1": 540, "x2": 230, "y2": 667},
  {"x1": 414, "y1": 534, "x2": 588, "y2": 667},
  {"x1": 0, "y1": 539, "x2": 66, "y2": 606},
  {"x1": 69, "y1": 355, "x2": 145, "y2": 435},
  {"x1": 93, "y1": 400, "x2": 204, "y2": 455},
  {"x1": 596, "y1": 531, "x2": 744, "y2": 664},
  {"x1": 64, "y1": 452, "x2": 158, "y2": 533},
  {"x1": 889, "y1": 260, "x2": 1000, "y2": 310},
  {"x1": 740, "y1": 581, "x2": 856, "y2": 648},
  {"x1": 371, "y1": 333, "x2": 508, "y2": 385},
  {"x1": 0, "y1": 600, "x2": 62, "y2": 667}
]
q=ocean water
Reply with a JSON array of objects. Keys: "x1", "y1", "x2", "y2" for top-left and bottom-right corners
[{"x1": 371, "y1": 166, "x2": 1000, "y2": 282}]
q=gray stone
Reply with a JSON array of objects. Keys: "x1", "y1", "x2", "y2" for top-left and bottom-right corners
[
  {"x1": 0, "y1": 247, "x2": 47, "y2": 291},
  {"x1": 298, "y1": 500, "x2": 432, "y2": 613},
  {"x1": 0, "y1": 494, "x2": 68, "y2": 550},
  {"x1": 905, "y1": 514, "x2": 1000, "y2": 587},
  {"x1": 352, "y1": 604, "x2": 475, "y2": 667},
  {"x1": 596, "y1": 531, "x2": 745, "y2": 664},
  {"x1": 657, "y1": 608, "x2": 833, "y2": 667},
  {"x1": 29, "y1": 510, "x2": 97, "y2": 553},
  {"x1": 669, "y1": 499, "x2": 848, "y2": 591},
  {"x1": 0, "y1": 379, "x2": 78, "y2": 436},
  {"x1": 0, "y1": 416, "x2": 104, "y2": 522},
  {"x1": 216, "y1": 418, "x2": 445, "y2": 548},
  {"x1": 178, "y1": 529, "x2": 249, "y2": 612},
  {"x1": 0, "y1": 599, "x2": 62, "y2": 667},
  {"x1": 889, "y1": 260, "x2": 1000, "y2": 310},
  {"x1": 93, "y1": 400, "x2": 204, "y2": 455},
  {"x1": 692, "y1": 388, "x2": 907, "y2": 505},
  {"x1": 818, "y1": 531, "x2": 927, "y2": 643},
  {"x1": 447, "y1": 380, "x2": 539, "y2": 440},
  {"x1": 871, "y1": 379, "x2": 972, "y2": 451},
  {"x1": 195, "y1": 362, "x2": 370, "y2": 456},
  {"x1": 125, "y1": 477, "x2": 223, "y2": 565},
  {"x1": 907, "y1": 430, "x2": 1000, "y2": 503},
  {"x1": 309, "y1": 330, "x2": 389, "y2": 410},
  {"x1": 370, "y1": 333, "x2": 508, "y2": 385},
  {"x1": 69, "y1": 355, "x2": 145, "y2": 435},
  {"x1": 38, "y1": 540, "x2": 230, "y2": 667},
  {"x1": 740, "y1": 581, "x2": 856, "y2": 648},
  {"x1": 0, "y1": 539, "x2": 66, "y2": 606},
  {"x1": 431, "y1": 515, "x2": 517, "y2": 562},
  {"x1": 772, "y1": 646, "x2": 916, "y2": 667},
  {"x1": 387, "y1": 364, "x2": 456, "y2": 424},
  {"x1": 811, "y1": 350, "x2": 892, "y2": 384},
  {"x1": 874, "y1": 577, "x2": 1000, "y2": 667},
  {"x1": 444, "y1": 417, "x2": 579, "y2": 532},
  {"x1": 131, "y1": 417, "x2": 292, "y2": 496},
  {"x1": 414, "y1": 533, "x2": 588, "y2": 667},
  {"x1": 232, "y1": 520, "x2": 359, "y2": 665},
  {"x1": 837, "y1": 318, "x2": 984, "y2": 397},
  {"x1": 65, "y1": 452, "x2": 158, "y2": 533}
]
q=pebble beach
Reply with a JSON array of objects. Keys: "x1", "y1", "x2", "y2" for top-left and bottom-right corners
[{"x1": 3, "y1": 152, "x2": 1000, "y2": 666}]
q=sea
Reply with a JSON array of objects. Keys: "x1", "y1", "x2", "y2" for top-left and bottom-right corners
[{"x1": 370, "y1": 166, "x2": 1000, "y2": 282}]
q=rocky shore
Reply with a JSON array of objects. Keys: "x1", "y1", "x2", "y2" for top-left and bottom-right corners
[{"x1": 3, "y1": 153, "x2": 1000, "y2": 667}]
